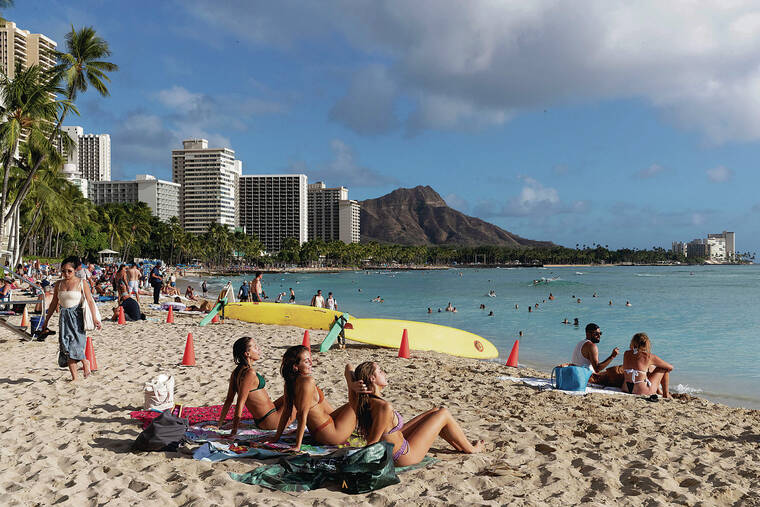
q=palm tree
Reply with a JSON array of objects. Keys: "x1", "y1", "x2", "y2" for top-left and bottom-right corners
[
  {"x1": 4, "y1": 26, "x2": 118, "y2": 230},
  {"x1": 0, "y1": 63, "x2": 64, "y2": 249}
]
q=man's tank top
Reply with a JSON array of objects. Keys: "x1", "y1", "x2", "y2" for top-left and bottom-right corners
[{"x1": 571, "y1": 340, "x2": 595, "y2": 372}]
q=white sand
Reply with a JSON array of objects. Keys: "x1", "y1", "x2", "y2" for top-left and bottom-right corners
[{"x1": 1, "y1": 302, "x2": 759, "y2": 505}]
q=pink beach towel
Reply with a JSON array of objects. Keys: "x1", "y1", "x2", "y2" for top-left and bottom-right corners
[{"x1": 130, "y1": 404, "x2": 254, "y2": 429}]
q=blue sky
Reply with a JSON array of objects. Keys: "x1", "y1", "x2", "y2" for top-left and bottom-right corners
[{"x1": 8, "y1": 1, "x2": 760, "y2": 254}]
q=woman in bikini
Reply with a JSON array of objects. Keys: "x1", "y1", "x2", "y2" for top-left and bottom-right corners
[
  {"x1": 217, "y1": 337, "x2": 295, "y2": 434},
  {"x1": 351, "y1": 361, "x2": 484, "y2": 466},
  {"x1": 269, "y1": 345, "x2": 364, "y2": 452},
  {"x1": 622, "y1": 333, "x2": 673, "y2": 398}
]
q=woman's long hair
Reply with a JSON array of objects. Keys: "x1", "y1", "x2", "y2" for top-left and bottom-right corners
[
  {"x1": 353, "y1": 361, "x2": 377, "y2": 438},
  {"x1": 630, "y1": 332, "x2": 651, "y2": 354},
  {"x1": 280, "y1": 345, "x2": 308, "y2": 403},
  {"x1": 232, "y1": 336, "x2": 252, "y2": 383}
]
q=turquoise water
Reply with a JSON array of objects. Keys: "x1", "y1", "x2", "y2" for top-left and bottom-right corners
[{"x1": 191, "y1": 266, "x2": 760, "y2": 409}]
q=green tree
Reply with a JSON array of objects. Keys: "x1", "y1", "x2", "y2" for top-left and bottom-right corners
[{"x1": 5, "y1": 26, "x2": 118, "y2": 239}]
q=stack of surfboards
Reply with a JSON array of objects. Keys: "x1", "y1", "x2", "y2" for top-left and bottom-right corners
[{"x1": 222, "y1": 302, "x2": 498, "y2": 359}]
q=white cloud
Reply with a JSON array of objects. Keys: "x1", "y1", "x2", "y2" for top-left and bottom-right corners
[
  {"x1": 706, "y1": 165, "x2": 734, "y2": 182},
  {"x1": 182, "y1": 1, "x2": 760, "y2": 142},
  {"x1": 473, "y1": 176, "x2": 587, "y2": 217},
  {"x1": 635, "y1": 163, "x2": 667, "y2": 179}
]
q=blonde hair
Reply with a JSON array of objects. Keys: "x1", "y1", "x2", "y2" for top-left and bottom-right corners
[{"x1": 630, "y1": 332, "x2": 651, "y2": 354}]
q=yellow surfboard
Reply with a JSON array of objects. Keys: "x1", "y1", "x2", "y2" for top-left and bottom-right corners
[
  {"x1": 223, "y1": 302, "x2": 347, "y2": 330},
  {"x1": 344, "y1": 318, "x2": 498, "y2": 359}
]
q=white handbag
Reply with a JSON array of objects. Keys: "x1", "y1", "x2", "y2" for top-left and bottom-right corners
[
  {"x1": 144, "y1": 374, "x2": 175, "y2": 410},
  {"x1": 80, "y1": 281, "x2": 101, "y2": 331}
]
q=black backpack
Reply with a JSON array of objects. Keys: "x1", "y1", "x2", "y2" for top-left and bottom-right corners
[{"x1": 132, "y1": 410, "x2": 189, "y2": 452}]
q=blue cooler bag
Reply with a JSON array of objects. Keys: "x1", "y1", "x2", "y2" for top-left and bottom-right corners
[{"x1": 551, "y1": 365, "x2": 593, "y2": 391}]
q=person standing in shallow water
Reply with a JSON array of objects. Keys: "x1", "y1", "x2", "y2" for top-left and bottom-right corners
[{"x1": 42, "y1": 256, "x2": 101, "y2": 381}]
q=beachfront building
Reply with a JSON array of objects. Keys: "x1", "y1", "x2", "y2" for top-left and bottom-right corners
[
  {"x1": 707, "y1": 231, "x2": 735, "y2": 262},
  {"x1": 87, "y1": 175, "x2": 180, "y2": 220},
  {"x1": 338, "y1": 199, "x2": 361, "y2": 243},
  {"x1": 172, "y1": 139, "x2": 242, "y2": 234},
  {"x1": 0, "y1": 20, "x2": 57, "y2": 78},
  {"x1": 239, "y1": 174, "x2": 308, "y2": 252},
  {"x1": 671, "y1": 241, "x2": 687, "y2": 257},
  {"x1": 706, "y1": 234, "x2": 727, "y2": 262},
  {"x1": 686, "y1": 238, "x2": 708, "y2": 259},
  {"x1": 307, "y1": 182, "x2": 361, "y2": 244},
  {"x1": 61, "y1": 126, "x2": 112, "y2": 181}
]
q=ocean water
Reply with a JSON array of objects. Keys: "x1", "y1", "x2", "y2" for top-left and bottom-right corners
[{"x1": 190, "y1": 266, "x2": 760, "y2": 409}]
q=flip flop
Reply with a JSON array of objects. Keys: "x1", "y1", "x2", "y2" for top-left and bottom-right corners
[{"x1": 645, "y1": 394, "x2": 659, "y2": 402}]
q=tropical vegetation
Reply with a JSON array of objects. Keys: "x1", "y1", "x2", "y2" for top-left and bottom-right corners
[{"x1": 0, "y1": 23, "x2": 118, "y2": 266}]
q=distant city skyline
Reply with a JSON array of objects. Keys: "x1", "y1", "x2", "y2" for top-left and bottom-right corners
[{"x1": 7, "y1": 2, "x2": 760, "y2": 253}]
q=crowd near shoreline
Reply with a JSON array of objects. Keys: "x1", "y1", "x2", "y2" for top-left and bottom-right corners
[{"x1": 1, "y1": 258, "x2": 758, "y2": 504}]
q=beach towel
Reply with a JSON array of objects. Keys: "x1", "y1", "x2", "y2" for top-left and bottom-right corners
[
  {"x1": 228, "y1": 442, "x2": 436, "y2": 494},
  {"x1": 130, "y1": 404, "x2": 254, "y2": 429},
  {"x1": 497, "y1": 375, "x2": 625, "y2": 395},
  {"x1": 191, "y1": 425, "x2": 366, "y2": 462}
]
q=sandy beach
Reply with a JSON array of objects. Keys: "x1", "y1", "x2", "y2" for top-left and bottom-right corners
[{"x1": 1, "y1": 300, "x2": 759, "y2": 506}]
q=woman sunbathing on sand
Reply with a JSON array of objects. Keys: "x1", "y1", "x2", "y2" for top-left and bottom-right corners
[
  {"x1": 269, "y1": 345, "x2": 365, "y2": 452},
  {"x1": 351, "y1": 361, "x2": 484, "y2": 466},
  {"x1": 622, "y1": 333, "x2": 673, "y2": 398},
  {"x1": 218, "y1": 337, "x2": 295, "y2": 434}
]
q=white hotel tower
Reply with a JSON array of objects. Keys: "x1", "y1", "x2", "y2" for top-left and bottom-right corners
[
  {"x1": 172, "y1": 139, "x2": 242, "y2": 234},
  {"x1": 61, "y1": 126, "x2": 111, "y2": 181}
]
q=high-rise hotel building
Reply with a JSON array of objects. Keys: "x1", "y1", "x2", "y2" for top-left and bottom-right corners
[
  {"x1": 61, "y1": 126, "x2": 111, "y2": 181},
  {"x1": 88, "y1": 175, "x2": 180, "y2": 221},
  {"x1": 0, "y1": 20, "x2": 57, "y2": 77},
  {"x1": 172, "y1": 139, "x2": 241, "y2": 234},
  {"x1": 307, "y1": 182, "x2": 360, "y2": 244},
  {"x1": 239, "y1": 174, "x2": 308, "y2": 252}
]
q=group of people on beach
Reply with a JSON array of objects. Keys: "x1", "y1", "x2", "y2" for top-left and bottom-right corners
[
  {"x1": 217, "y1": 338, "x2": 484, "y2": 465},
  {"x1": 237, "y1": 272, "x2": 267, "y2": 302},
  {"x1": 311, "y1": 289, "x2": 338, "y2": 310},
  {"x1": 562, "y1": 322, "x2": 674, "y2": 397}
]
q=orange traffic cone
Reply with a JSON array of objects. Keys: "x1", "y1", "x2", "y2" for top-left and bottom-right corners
[
  {"x1": 20, "y1": 306, "x2": 29, "y2": 328},
  {"x1": 117, "y1": 305, "x2": 126, "y2": 325},
  {"x1": 181, "y1": 332, "x2": 196, "y2": 366},
  {"x1": 398, "y1": 329, "x2": 410, "y2": 359},
  {"x1": 505, "y1": 340, "x2": 519, "y2": 367},
  {"x1": 211, "y1": 313, "x2": 220, "y2": 324},
  {"x1": 166, "y1": 305, "x2": 175, "y2": 324},
  {"x1": 302, "y1": 329, "x2": 310, "y2": 348},
  {"x1": 85, "y1": 336, "x2": 98, "y2": 371}
]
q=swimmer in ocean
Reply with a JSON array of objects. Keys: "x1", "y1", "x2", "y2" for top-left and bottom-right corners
[
  {"x1": 609, "y1": 300, "x2": 613, "y2": 306},
  {"x1": 625, "y1": 301, "x2": 632, "y2": 307},
  {"x1": 562, "y1": 318, "x2": 569, "y2": 324},
  {"x1": 488, "y1": 311, "x2": 494, "y2": 316}
]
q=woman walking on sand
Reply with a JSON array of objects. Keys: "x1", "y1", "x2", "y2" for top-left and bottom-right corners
[
  {"x1": 622, "y1": 333, "x2": 673, "y2": 398},
  {"x1": 217, "y1": 337, "x2": 296, "y2": 433},
  {"x1": 269, "y1": 345, "x2": 366, "y2": 452},
  {"x1": 42, "y1": 256, "x2": 101, "y2": 381},
  {"x1": 351, "y1": 361, "x2": 484, "y2": 465}
]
